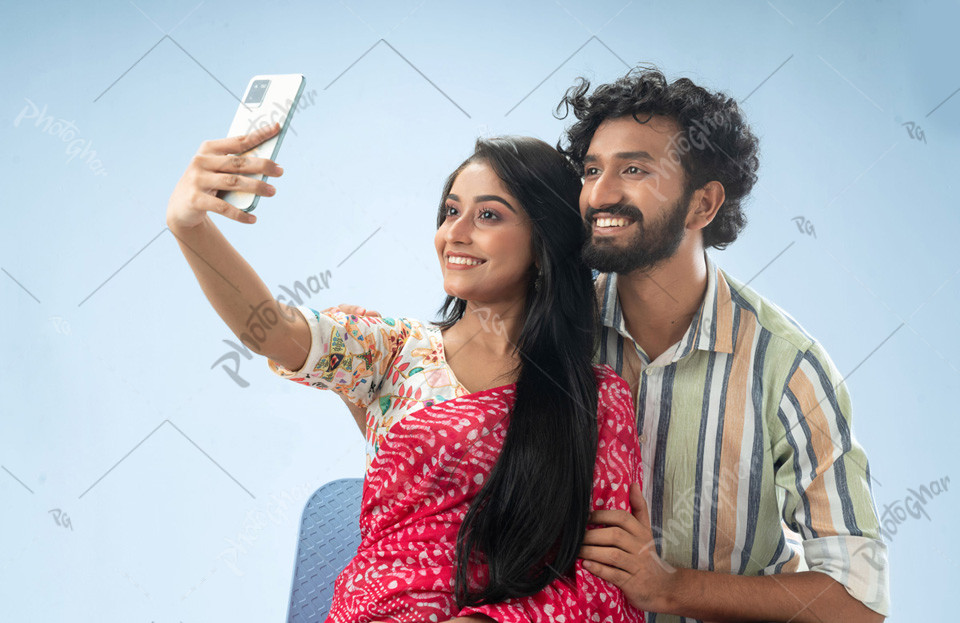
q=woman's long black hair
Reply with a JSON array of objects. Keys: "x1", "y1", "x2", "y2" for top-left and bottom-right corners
[{"x1": 434, "y1": 136, "x2": 600, "y2": 607}]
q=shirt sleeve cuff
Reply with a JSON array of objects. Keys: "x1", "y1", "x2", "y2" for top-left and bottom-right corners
[
  {"x1": 803, "y1": 534, "x2": 890, "y2": 616},
  {"x1": 266, "y1": 305, "x2": 323, "y2": 378}
]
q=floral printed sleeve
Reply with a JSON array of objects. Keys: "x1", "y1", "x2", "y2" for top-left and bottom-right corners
[{"x1": 266, "y1": 306, "x2": 413, "y2": 409}]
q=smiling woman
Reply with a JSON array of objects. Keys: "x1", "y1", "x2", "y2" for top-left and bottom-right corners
[
  {"x1": 434, "y1": 160, "x2": 535, "y2": 309},
  {"x1": 166, "y1": 127, "x2": 645, "y2": 622}
]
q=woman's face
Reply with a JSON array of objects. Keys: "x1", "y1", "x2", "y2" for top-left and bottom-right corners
[{"x1": 434, "y1": 161, "x2": 536, "y2": 306}]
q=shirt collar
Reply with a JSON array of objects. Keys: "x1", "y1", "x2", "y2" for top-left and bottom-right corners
[{"x1": 598, "y1": 252, "x2": 736, "y2": 362}]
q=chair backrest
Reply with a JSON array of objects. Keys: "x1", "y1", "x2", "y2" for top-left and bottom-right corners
[{"x1": 286, "y1": 477, "x2": 364, "y2": 622}]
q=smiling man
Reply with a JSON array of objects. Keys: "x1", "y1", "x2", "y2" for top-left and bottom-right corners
[{"x1": 563, "y1": 67, "x2": 889, "y2": 622}]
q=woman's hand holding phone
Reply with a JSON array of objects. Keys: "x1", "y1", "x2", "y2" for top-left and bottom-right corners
[{"x1": 165, "y1": 122, "x2": 284, "y2": 232}]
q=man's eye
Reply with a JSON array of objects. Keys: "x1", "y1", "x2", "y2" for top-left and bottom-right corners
[
  {"x1": 585, "y1": 167, "x2": 600, "y2": 176},
  {"x1": 626, "y1": 166, "x2": 648, "y2": 175}
]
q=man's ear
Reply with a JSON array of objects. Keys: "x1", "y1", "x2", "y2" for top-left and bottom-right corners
[{"x1": 686, "y1": 181, "x2": 725, "y2": 231}]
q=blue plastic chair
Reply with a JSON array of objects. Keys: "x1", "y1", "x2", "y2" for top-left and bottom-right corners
[{"x1": 286, "y1": 478, "x2": 364, "y2": 622}]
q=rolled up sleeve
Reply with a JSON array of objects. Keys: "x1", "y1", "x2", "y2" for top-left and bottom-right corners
[
  {"x1": 773, "y1": 341, "x2": 889, "y2": 615},
  {"x1": 803, "y1": 534, "x2": 889, "y2": 615}
]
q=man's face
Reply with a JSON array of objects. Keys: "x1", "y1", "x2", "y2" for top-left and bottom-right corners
[{"x1": 579, "y1": 115, "x2": 693, "y2": 274}]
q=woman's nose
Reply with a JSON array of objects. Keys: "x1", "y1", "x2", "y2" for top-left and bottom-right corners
[{"x1": 445, "y1": 212, "x2": 474, "y2": 242}]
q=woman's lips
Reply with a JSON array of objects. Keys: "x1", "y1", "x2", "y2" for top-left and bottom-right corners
[{"x1": 445, "y1": 254, "x2": 486, "y2": 269}]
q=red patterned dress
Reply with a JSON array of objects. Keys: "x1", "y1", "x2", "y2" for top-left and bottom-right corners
[{"x1": 268, "y1": 307, "x2": 644, "y2": 623}]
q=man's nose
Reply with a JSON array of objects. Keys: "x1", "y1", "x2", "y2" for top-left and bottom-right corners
[{"x1": 586, "y1": 171, "x2": 623, "y2": 211}]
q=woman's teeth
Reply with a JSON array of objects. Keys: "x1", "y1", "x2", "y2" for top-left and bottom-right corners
[
  {"x1": 595, "y1": 217, "x2": 631, "y2": 228},
  {"x1": 448, "y1": 256, "x2": 484, "y2": 265}
]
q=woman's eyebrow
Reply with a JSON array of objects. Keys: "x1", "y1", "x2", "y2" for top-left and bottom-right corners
[{"x1": 474, "y1": 194, "x2": 516, "y2": 213}]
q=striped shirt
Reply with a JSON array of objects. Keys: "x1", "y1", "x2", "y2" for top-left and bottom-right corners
[{"x1": 596, "y1": 253, "x2": 889, "y2": 622}]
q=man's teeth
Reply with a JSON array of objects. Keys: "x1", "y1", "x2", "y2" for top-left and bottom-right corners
[
  {"x1": 448, "y1": 256, "x2": 484, "y2": 265},
  {"x1": 595, "y1": 217, "x2": 631, "y2": 228}
]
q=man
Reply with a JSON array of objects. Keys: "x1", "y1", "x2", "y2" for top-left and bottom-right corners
[
  {"x1": 334, "y1": 66, "x2": 888, "y2": 622},
  {"x1": 565, "y1": 67, "x2": 888, "y2": 622}
]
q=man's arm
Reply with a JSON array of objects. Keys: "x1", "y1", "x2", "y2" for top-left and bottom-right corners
[
  {"x1": 665, "y1": 566, "x2": 882, "y2": 623},
  {"x1": 583, "y1": 339, "x2": 889, "y2": 621},
  {"x1": 581, "y1": 484, "x2": 883, "y2": 622},
  {"x1": 773, "y1": 342, "x2": 889, "y2": 617}
]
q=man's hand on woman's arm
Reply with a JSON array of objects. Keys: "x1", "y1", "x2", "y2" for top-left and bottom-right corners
[{"x1": 329, "y1": 304, "x2": 381, "y2": 318}]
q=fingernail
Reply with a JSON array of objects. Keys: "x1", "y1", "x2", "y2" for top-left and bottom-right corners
[{"x1": 277, "y1": 167, "x2": 284, "y2": 175}]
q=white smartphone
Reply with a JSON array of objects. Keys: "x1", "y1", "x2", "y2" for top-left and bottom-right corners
[{"x1": 219, "y1": 74, "x2": 306, "y2": 212}]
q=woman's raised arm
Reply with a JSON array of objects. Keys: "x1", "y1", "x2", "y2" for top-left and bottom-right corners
[{"x1": 166, "y1": 122, "x2": 310, "y2": 371}]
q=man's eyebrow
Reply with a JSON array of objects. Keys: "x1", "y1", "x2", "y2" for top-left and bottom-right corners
[{"x1": 583, "y1": 151, "x2": 656, "y2": 164}]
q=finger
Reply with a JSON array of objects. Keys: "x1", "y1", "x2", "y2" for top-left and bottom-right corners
[
  {"x1": 190, "y1": 191, "x2": 258, "y2": 224},
  {"x1": 629, "y1": 482, "x2": 650, "y2": 526},
  {"x1": 589, "y1": 509, "x2": 644, "y2": 538},
  {"x1": 581, "y1": 526, "x2": 639, "y2": 550},
  {"x1": 198, "y1": 122, "x2": 281, "y2": 156},
  {"x1": 334, "y1": 305, "x2": 382, "y2": 318},
  {"x1": 336, "y1": 304, "x2": 367, "y2": 316},
  {"x1": 200, "y1": 172, "x2": 275, "y2": 198},
  {"x1": 579, "y1": 544, "x2": 640, "y2": 573},
  {"x1": 195, "y1": 153, "x2": 284, "y2": 177},
  {"x1": 581, "y1": 559, "x2": 633, "y2": 587}
]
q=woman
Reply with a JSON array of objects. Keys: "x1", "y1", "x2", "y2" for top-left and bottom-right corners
[{"x1": 167, "y1": 122, "x2": 643, "y2": 622}]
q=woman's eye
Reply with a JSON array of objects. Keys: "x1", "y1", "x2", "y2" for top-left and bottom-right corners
[
  {"x1": 444, "y1": 204, "x2": 459, "y2": 217},
  {"x1": 478, "y1": 209, "x2": 499, "y2": 220},
  {"x1": 585, "y1": 167, "x2": 600, "y2": 177}
]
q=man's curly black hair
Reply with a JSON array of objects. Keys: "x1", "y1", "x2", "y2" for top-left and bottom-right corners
[{"x1": 556, "y1": 65, "x2": 760, "y2": 249}]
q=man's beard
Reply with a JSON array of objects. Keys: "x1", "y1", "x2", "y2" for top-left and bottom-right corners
[{"x1": 581, "y1": 193, "x2": 691, "y2": 274}]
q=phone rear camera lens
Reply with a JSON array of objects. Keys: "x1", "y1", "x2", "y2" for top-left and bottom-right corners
[{"x1": 244, "y1": 80, "x2": 270, "y2": 105}]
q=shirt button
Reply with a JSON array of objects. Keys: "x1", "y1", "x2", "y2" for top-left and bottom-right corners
[{"x1": 639, "y1": 434, "x2": 647, "y2": 444}]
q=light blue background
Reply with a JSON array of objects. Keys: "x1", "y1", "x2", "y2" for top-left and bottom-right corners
[{"x1": 1, "y1": 1, "x2": 956, "y2": 620}]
